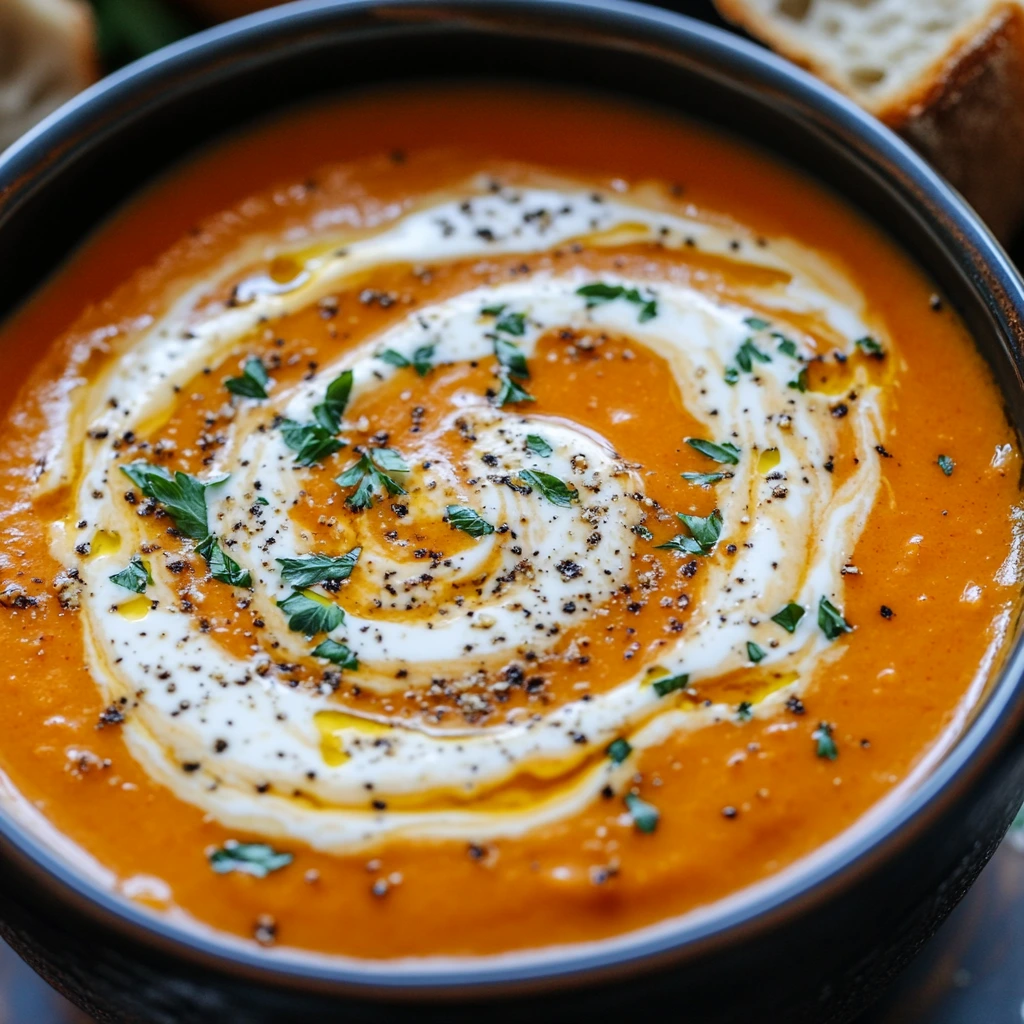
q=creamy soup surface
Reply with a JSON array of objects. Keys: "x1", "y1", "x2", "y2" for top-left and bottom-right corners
[{"x1": 0, "y1": 85, "x2": 1020, "y2": 959}]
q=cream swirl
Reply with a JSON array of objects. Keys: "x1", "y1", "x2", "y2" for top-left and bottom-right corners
[{"x1": 49, "y1": 178, "x2": 886, "y2": 850}]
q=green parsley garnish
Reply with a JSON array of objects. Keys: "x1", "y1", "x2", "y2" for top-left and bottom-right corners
[
  {"x1": 746, "y1": 641, "x2": 766, "y2": 664},
  {"x1": 445, "y1": 505, "x2": 495, "y2": 538},
  {"x1": 495, "y1": 310, "x2": 527, "y2": 336},
  {"x1": 686, "y1": 438, "x2": 741, "y2": 465},
  {"x1": 631, "y1": 524, "x2": 654, "y2": 541},
  {"x1": 120, "y1": 462, "x2": 225, "y2": 540},
  {"x1": 494, "y1": 336, "x2": 529, "y2": 379},
  {"x1": 855, "y1": 335, "x2": 884, "y2": 358},
  {"x1": 607, "y1": 738, "x2": 632, "y2": 764},
  {"x1": 518, "y1": 469, "x2": 578, "y2": 507},
  {"x1": 196, "y1": 536, "x2": 252, "y2": 588},
  {"x1": 743, "y1": 316, "x2": 771, "y2": 330},
  {"x1": 379, "y1": 345, "x2": 434, "y2": 377},
  {"x1": 814, "y1": 722, "x2": 838, "y2": 761},
  {"x1": 576, "y1": 282, "x2": 657, "y2": 323},
  {"x1": 775, "y1": 335, "x2": 800, "y2": 359},
  {"x1": 735, "y1": 338, "x2": 771, "y2": 372},
  {"x1": 937, "y1": 454, "x2": 955, "y2": 476},
  {"x1": 276, "y1": 590, "x2": 344, "y2": 636},
  {"x1": 311, "y1": 638, "x2": 359, "y2": 669},
  {"x1": 493, "y1": 374, "x2": 535, "y2": 407},
  {"x1": 279, "y1": 420, "x2": 343, "y2": 467},
  {"x1": 788, "y1": 367, "x2": 809, "y2": 393},
  {"x1": 108, "y1": 554, "x2": 152, "y2": 594},
  {"x1": 657, "y1": 510, "x2": 723, "y2": 557},
  {"x1": 209, "y1": 841, "x2": 292, "y2": 878},
  {"x1": 724, "y1": 366, "x2": 740, "y2": 385},
  {"x1": 280, "y1": 370, "x2": 353, "y2": 464},
  {"x1": 652, "y1": 672, "x2": 689, "y2": 697},
  {"x1": 818, "y1": 596, "x2": 852, "y2": 640},
  {"x1": 526, "y1": 434, "x2": 553, "y2": 457},
  {"x1": 771, "y1": 602, "x2": 805, "y2": 633},
  {"x1": 335, "y1": 448, "x2": 409, "y2": 511},
  {"x1": 276, "y1": 547, "x2": 361, "y2": 588},
  {"x1": 736, "y1": 701, "x2": 753, "y2": 722},
  {"x1": 224, "y1": 356, "x2": 270, "y2": 399},
  {"x1": 624, "y1": 792, "x2": 659, "y2": 833},
  {"x1": 255, "y1": 496, "x2": 269, "y2": 506},
  {"x1": 682, "y1": 471, "x2": 728, "y2": 487}
]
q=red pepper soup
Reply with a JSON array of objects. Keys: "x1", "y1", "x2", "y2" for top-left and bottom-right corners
[{"x1": 0, "y1": 84, "x2": 1019, "y2": 959}]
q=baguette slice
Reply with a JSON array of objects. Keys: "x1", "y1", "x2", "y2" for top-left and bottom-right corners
[
  {"x1": 0, "y1": 0, "x2": 96, "y2": 153},
  {"x1": 714, "y1": 0, "x2": 1024, "y2": 239}
]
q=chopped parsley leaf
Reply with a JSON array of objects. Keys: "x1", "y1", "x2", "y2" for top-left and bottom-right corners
[
  {"x1": 120, "y1": 462, "x2": 225, "y2": 540},
  {"x1": 311, "y1": 638, "x2": 359, "y2": 669},
  {"x1": 279, "y1": 420, "x2": 344, "y2": 467},
  {"x1": 525, "y1": 434, "x2": 553, "y2": 457},
  {"x1": 682, "y1": 471, "x2": 728, "y2": 487},
  {"x1": 224, "y1": 356, "x2": 270, "y2": 399},
  {"x1": 788, "y1": 367, "x2": 809, "y2": 393},
  {"x1": 775, "y1": 335, "x2": 800, "y2": 359},
  {"x1": 335, "y1": 448, "x2": 409, "y2": 511},
  {"x1": 276, "y1": 548, "x2": 361, "y2": 588},
  {"x1": 743, "y1": 316, "x2": 771, "y2": 330},
  {"x1": 724, "y1": 366, "x2": 740, "y2": 385},
  {"x1": 746, "y1": 641, "x2": 766, "y2": 664},
  {"x1": 624, "y1": 792, "x2": 659, "y2": 833},
  {"x1": 606, "y1": 738, "x2": 632, "y2": 764},
  {"x1": 312, "y1": 369, "x2": 354, "y2": 432},
  {"x1": 209, "y1": 841, "x2": 292, "y2": 878},
  {"x1": 517, "y1": 469, "x2": 578, "y2": 507},
  {"x1": 576, "y1": 282, "x2": 657, "y2": 322},
  {"x1": 652, "y1": 672, "x2": 689, "y2": 697},
  {"x1": 736, "y1": 701, "x2": 753, "y2": 722},
  {"x1": 818, "y1": 596, "x2": 852, "y2": 640},
  {"x1": 814, "y1": 721, "x2": 838, "y2": 760},
  {"x1": 109, "y1": 554, "x2": 152, "y2": 594},
  {"x1": 495, "y1": 310, "x2": 527, "y2": 336},
  {"x1": 277, "y1": 590, "x2": 344, "y2": 636},
  {"x1": 656, "y1": 509, "x2": 723, "y2": 557},
  {"x1": 771, "y1": 602, "x2": 805, "y2": 633},
  {"x1": 493, "y1": 373, "x2": 535, "y2": 407},
  {"x1": 379, "y1": 346, "x2": 434, "y2": 377},
  {"x1": 445, "y1": 505, "x2": 495, "y2": 538},
  {"x1": 937, "y1": 454, "x2": 955, "y2": 476},
  {"x1": 855, "y1": 335, "x2": 884, "y2": 358},
  {"x1": 735, "y1": 338, "x2": 771, "y2": 372},
  {"x1": 686, "y1": 437, "x2": 741, "y2": 465},
  {"x1": 494, "y1": 335, "x2": 529, "y2": 379},
  {"x1": 196, "y1": 536, "x2": 252, "y2": 588}
]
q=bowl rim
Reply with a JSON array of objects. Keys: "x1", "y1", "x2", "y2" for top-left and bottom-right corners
[{"x1": 3, "y1": 0, "x2": 1024, "y2": 998}]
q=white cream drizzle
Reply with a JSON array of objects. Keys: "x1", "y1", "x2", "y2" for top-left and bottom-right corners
[{"x1": 49, "y1": 179, "x2": 886, "y2": 851}]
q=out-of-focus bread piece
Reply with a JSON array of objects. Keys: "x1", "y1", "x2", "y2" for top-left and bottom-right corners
[
  {"x1": 714, "y1": 0, "x2": 1024, "y2": 240},
  {"x1": 0, "y1": 0, "x2": 95, "y2": 153}
]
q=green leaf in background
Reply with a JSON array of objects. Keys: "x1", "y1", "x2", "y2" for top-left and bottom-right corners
[{"x1": 91, "y1": 0, "x2": 197, "y2": 69}]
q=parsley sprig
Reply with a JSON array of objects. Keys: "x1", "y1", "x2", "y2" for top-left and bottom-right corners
[
  {"x1": 209, "y1": 841, "x2": 292, "y2": 878},
  {"x1": 657, "y1": 510, "x2": 722, "y2": 557},
  {"x1": 277, "y1": 590, "x2": 344, "y2": 635},
  {"x1": 379, "y1": 345, "x2": 434, "y2": 377},
  {"x1": 224, "y1": 356, "x2": 270, "y2": 399},
  {"x1": 577, "y1": 282, "x2": 657, "y2": 323},
  {"x1": 276, "y1": 548, "x2": 361, "y2": 588},
  {"x1": 335, "y1": 448, "x2": 409, "y2": 510},
  {"x1": 686, "y1": 438, "x2": 741, "y2": 465},
  {"x1": 445, "y1": 505, "x2": 495, "y2": 538},
  {"x1": 279, "y1": 369, "x2": 353, "y2": 466},
  {"x1": 518, "y1": 469, "x2": 579, "y2": 507},
  {"x1": 311, "y1": 638, "x2": 359, "y2": 669},
  {"x1": 109, "y1": 554, "x2": 152, "y2": 594}
]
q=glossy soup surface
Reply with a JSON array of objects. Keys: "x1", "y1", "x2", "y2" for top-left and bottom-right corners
[{"x1": 0, "y1": 85, "x2": 1019, "y2": 959}]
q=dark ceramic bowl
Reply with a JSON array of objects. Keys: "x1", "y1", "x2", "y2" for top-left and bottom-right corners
[{"x1": 2, "y1": 2, "x2": 1024, "y2": 1022}]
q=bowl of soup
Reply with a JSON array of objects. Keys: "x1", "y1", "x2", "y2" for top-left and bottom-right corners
[{"x1": 1, "y1": 1, "x2": 1023, "y2": 1021}]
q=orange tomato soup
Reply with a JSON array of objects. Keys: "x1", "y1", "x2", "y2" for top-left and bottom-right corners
[{"x1": 0, "y1": 84, "x2": 1019, "y2": 959}]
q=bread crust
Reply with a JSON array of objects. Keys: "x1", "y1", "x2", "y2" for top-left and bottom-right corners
[{"x1": 714, "y1": 0, "x2": 1024, "y2": 239}]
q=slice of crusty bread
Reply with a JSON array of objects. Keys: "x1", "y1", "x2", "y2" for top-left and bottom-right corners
[
  {"x1": 714, "y1": 0, "x2": 1024, "y2": 240},
  {"x1": 0, "y1": 0, "x2": 96, "y2": 153}
]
